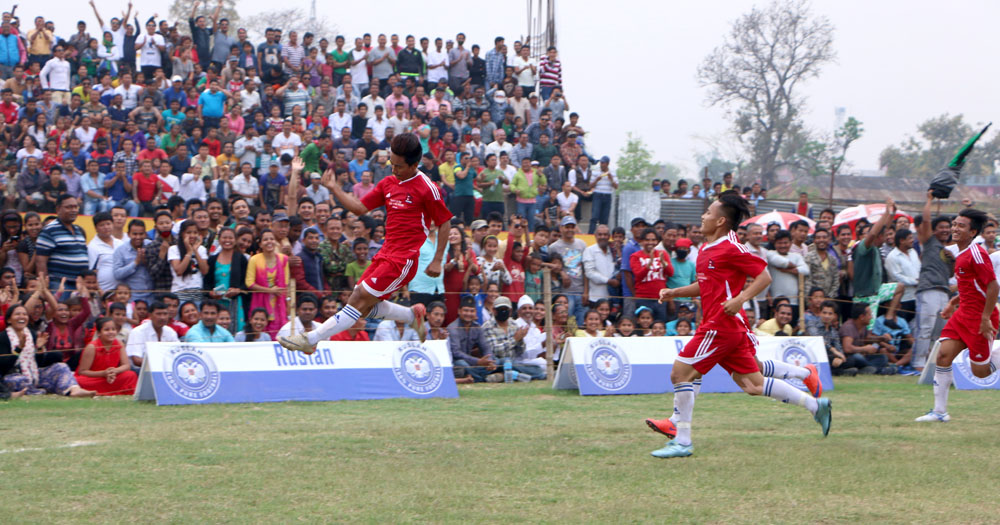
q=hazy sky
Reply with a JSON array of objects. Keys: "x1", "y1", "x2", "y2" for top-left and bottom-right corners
[{"x1": 40, "y1": 0, "x2": 999, "y2": 179}]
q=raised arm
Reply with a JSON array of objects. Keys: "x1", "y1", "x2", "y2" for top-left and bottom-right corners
[
  {"x1": 89, "y1": 0, "x2": 105, "y2": 29},
  {"x1": 864, "y1": 197, "x2": 895, "y2": 249},
  {"x1": 321, "y1": 169, "x2": 369, "y2": 216}
]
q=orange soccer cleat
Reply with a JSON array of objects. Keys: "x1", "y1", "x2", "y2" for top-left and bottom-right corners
[
  {"x1": 803, "y1": 363, "x2": 822, "y2": 398},
  {"x1": 644, "y1": 417, "x2": 677, "y2": 439}
]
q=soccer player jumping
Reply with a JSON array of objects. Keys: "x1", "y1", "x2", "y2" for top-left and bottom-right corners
[
  {"x1": 644, "y1": 191, "x2": 832, "y2": 458},
  {"x1": 916, "y1": 208, "x2": 999, "y2": 422},
  {"x1": 278, "y1": 133, "x2": 453, "y2": 353}
]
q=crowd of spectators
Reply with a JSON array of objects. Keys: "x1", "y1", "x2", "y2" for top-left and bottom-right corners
[{"x1": 0, "y1": 5, "x2": 978, "y2": 398}]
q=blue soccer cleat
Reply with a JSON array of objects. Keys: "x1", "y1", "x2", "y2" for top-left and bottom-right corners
[
  {"x1": 651, "y1": 442, "x2": 693, "y2": 458},
  {"x1": 814, "y1": 397, "x2": 832, "y2": 436}
]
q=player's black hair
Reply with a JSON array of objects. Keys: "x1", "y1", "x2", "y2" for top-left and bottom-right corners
[
  {"x1": 894, "y1": 228, "x2": 912, "y2": 245},
  {"x1": 959, "y1": 208, "x2": 988, "y2": 236},
  {"x1": 716, "y1": 190, "x2": 751, "y2": 231},
  {"x1": 390, "y1": 132, "x2": 423, "y2": 166}
]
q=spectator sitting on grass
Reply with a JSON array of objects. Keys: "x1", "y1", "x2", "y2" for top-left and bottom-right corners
[
  {"x1": 276, "y1": 294, "x2": 321, "y2": 339},
  {"x1": 755, "y1": 302, "x2": 795, "y2": 337},
  {"x1": 839, "y1": 303, "x2": 894, "y2": 375},
  {"x1": 807, "y1": 300, "x2": 851, "y2": 375},
  {"x1": 871, "y1": 302, "x2": 915, "y2": 374},
  {"x1": 184, "y1": 300, "x2": 235, "y2": 343},
  {"x1": 447, "y1": 296, "x2": 495, "y2": 383},
  {"x1": 482, "y1": 296, "x2": 528, "y2": 382}
]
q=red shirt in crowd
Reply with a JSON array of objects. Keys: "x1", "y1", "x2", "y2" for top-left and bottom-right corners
[
  {"x1": 630, "y1": 248, "x2": 673, "y2": 299},
  {"x1": 133, "y1": 171, "x2": 162, "y2": 201},
  {"x1": 137, "y1": 147, "x2": 168, "y2": 163}
]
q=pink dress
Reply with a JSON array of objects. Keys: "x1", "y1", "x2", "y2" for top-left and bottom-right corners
[{"x1": 247, "y1": 253, "x2": 289, "y2": 339}]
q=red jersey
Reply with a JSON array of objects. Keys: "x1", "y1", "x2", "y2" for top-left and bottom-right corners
[
  {"x1": 133, "y1": 172, "x2": 161, "y2": 201},
  {"x1": 953, "y1": 243, "x2": 999, "y2": 323},
  {"x1": 630, "y1": 249, "x2": 673, "y2": 299},
  {"x1": 695, "y1": 231, "x2": 767, "y2": 333},
  {"x1": 360, "y1": 171, "x2": 453, "y2": 261}
]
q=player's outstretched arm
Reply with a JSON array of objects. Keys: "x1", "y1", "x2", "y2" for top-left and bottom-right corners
[
  {"x1": 659, "y1": 283, "x2": 700, "y2": 303},
  {"x1": 322, "y1": 169, "x2": 369, "y2": 216},
  {"x1": 722, "y1": 269, "x2": 772, "y2": 316}
]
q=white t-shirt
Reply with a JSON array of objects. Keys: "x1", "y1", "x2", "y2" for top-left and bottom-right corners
[
  {"x1": 426, "y1": 49, "x2": 450, "y2": 83},
  {"x1": 556, "y1": 191, "x2": 578, "y2": 213},
  {"x1": 125, "y1": 320, "x2": 179, "y2": 359},
  {"x1": 114, "y1": 83, "x2": 143, "y2": 110},
  {"x1": 135, "y1": 33, "x2": 165, "y2": 67},
  {"x1": 167, "y1": 244, "x2": 208, "y2": 292},
  {"x1": 87, "y1": 235, "x2": 125, "y2": 292},
  {"x1": 350, "y1": 49, "x2": 369, "y2": 84},
  {"x1": 158, "y1": 173, "x2": 179, "y2": 199},
  {"x1": 271, "y1": 132, "x2": 302, "y2": 156},
  {"x1": 74, "y1": 126, "x2": 97, "y2": 150},
  {"x1": 177, "y1": 172, "x2": 208, "y2": 202},
  {"x1": 513, "y1": 56, "x2": 537, "y2": 87}
]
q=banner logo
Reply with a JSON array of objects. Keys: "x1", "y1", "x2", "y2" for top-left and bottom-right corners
[
  {"x1": 780, "y1": 340, "x2": 813, "y2": 389},
  {"x1": 162, "y1": 345, "x2": 221, "y2": 401},
  {"x1": 955, "y1": 350, "x2": 1000, "y2": 388},
  {"x1": 584, "y1": 339, "x2": 631, "y2": 391},
  {"x1": 392, "y1": 342, "x2": 444, "y2": 394}
]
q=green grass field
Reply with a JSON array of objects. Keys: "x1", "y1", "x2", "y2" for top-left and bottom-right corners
[{"x1": 1, "y1": 376, "x2": 998, "y2": 524}]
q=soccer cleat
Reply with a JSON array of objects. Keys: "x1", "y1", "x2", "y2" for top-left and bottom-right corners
[
  {"x1": 644, "y1": 417, "x2": 678, "y2": 439},
  {"x1": 411, "y1": 303, "x2": 427, "y2": 342},
  {"x1": 803, "y1": 363, "x2": 822, "y2": 398},
  {"x1": 651, "y1": 442, "x2": 693, "y2": 458},
  {"x1": 814, "y1": 397, "x2": 832, "y2": 436},
  {"x1": 915, "y1": 411, "x2": 951, "y2": 422},
  {"x1": 278, "y1": 333, "x2": 316, "y2": 355}
]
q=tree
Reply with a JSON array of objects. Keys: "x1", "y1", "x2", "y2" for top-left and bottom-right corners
[
  {"x1": 698, "y1": 0, "x2": 836, "y2": 186},
  {"x1": 240, "y1": 8, "x2": 338, "y2": 43},
  {"x1": 168, "y1": 0, "x2": 241, "y2": 35},
  {"x1": 880, "y1": 114, "x2": 999, "y2": 180},
  {"x1": 694, "y1": 151, "x2": 742, "y2": 183},
  {"x1": 616, "y1": 133, "x2": 671, "y2": 191}
]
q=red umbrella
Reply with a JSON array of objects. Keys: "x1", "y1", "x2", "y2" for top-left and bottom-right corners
[
  {"x1": 833, "y1": 204, "x2": 911, "y2": 235},
  {"x1": 740, "y1": 210, "x2": 815, "y2": 233}
]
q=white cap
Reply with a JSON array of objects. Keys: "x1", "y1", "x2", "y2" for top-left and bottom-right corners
[{"x1": 517, "y1": 295, "x2": 535, "y2": 310}]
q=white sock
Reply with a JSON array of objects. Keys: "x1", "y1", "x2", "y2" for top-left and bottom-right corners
[
  {"x1": 761, "y1": 359, "x2": 809, "y2": 380},
  {"x1": 308, "y1": 305, "x2": 362, "y2": 345},
  {"x1": 671, "y1": 378, "x2": 702, "y2": 425},
  {"x1": 368, "y1": 301, "x2": 415, "y2": 323},
  {"x1": 933, "y1": 366, "x2": 953, "y2": 414},
  {"x1": 762, "y1": 377, "x2": 819, "y2": 415},
  {"x1": 673, "y1": 382, "x2": 695, "y2": 446}
]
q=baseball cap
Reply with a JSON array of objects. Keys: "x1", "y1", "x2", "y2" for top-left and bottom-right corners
[
  {"x1": 471, "y1": 128, "x2": 481, "y2": 135},
  {"x1": 310, "y1": 172, "x2": 322, "y2": 180},
  {"x1": 600, "y1": 155, "x2": 610, "y2": 163},
  {"x1": 171, "y1": 75, "x2": 183, "y2": 83},
  {"x1": 528, "y1": 92, "x2": 538, "y2": 98},
  {"x1": 630, "y1": 217, "x2": 648, "y2": 227},
  {"x1": 470, "y1": 219, "x2": 488, "y2": 231},
  {"x1": 495, "y1": 296, "x2": 513, "y2": 310},
  {"x1": 560, "y1": 216, "x2": 577, "y2": 227},
  {"x1": 272, "y1": 213, "x2": 290, "y2": 223},
  {"x1": 567, "y1": 130, "x2": 578, "y2": 137},
  {"x1": 675, "y1": 238, "x2": 693, "y2": 249}
]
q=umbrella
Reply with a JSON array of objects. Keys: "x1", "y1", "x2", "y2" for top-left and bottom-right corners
[
  {"x1": 741, "y1": 210, "x2": 816, "y2": 233},
  {"x1": 833, "y1": 204, "x2": 912, "y2": 235}
]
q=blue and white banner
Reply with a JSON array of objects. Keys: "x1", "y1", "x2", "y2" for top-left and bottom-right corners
[
  {"x1": 135, "y1": 340, "x2": 459, "y2": 405},
  {"x1": 919, "y1": 341, "x2": 1000, "y2": 390},
  {"x1": 553, "y1": 336, "x2": 833, "y2": 396}
]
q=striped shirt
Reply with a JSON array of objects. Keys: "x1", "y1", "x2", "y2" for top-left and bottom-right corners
[
  {"x1": 35, "y1": 220, "x2": 89, "y2": 281},
  {"x1": 539, "y1": 57, "x2": 562, "y2": 87},
  {"x1": 282, "y1": 87, "x2": 311, "y2": 117}
]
